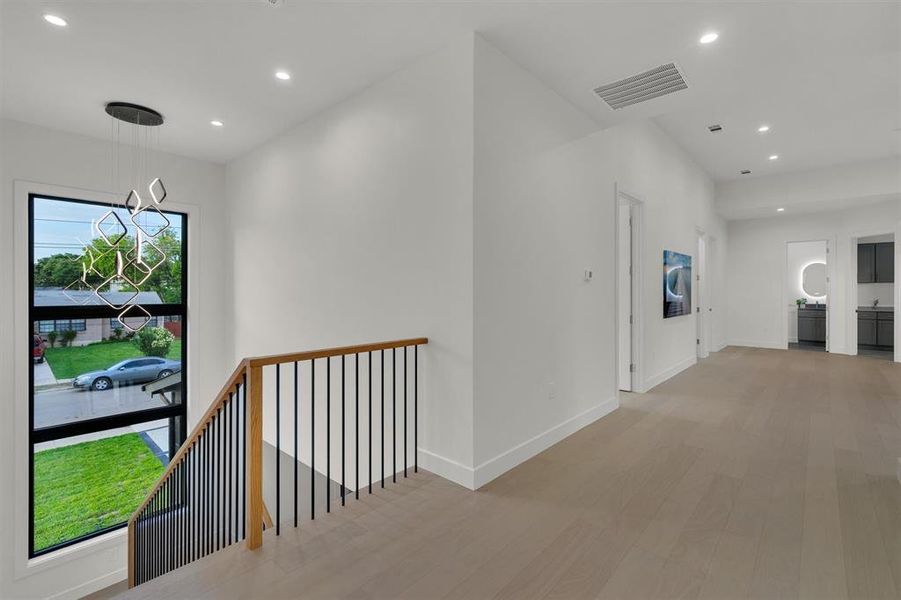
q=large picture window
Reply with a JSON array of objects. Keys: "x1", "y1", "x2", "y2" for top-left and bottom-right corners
[{"x1": 28, "y1": 194, "x2": 187, "y2": 557}]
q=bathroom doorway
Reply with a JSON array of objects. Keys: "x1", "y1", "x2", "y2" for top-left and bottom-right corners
[
  {"x1": 785, "y1": 240, "x2": 829, "y2": 352},
  {"x1": 853, "y1": 233, "x2": 894, "y2": 361}
]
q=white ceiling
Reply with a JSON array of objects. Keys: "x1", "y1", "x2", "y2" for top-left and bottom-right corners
[{"x1": 2, "y1": 1, "x2": 899, "y2": 182}]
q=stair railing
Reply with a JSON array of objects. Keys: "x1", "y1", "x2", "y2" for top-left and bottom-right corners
[{"x1": 128, "y1": 337, "x2": 427, "y2": 587}]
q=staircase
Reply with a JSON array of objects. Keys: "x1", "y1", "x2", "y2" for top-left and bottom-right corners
[{"x1": 127, "y1": 338, "x2": 428, "y2": 587}]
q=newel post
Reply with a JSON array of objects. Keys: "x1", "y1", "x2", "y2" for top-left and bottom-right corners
[{"x1": 246, "y1": 363, "x2": 264, "y2": 549}]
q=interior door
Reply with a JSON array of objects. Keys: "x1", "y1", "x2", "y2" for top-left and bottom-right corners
[{"x1": 617, "y1": 205, "x2": 632, "y2": 391}]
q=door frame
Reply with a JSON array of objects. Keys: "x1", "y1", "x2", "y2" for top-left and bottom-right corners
[
  {"x1": 695, "y1": 227, "x2": 708, "y2": 358},
  {"x1": 614, "y1": 185, "x2": 644, "y2": 393},
  {"x1": 782, "y1": 238, "x2": 833, "y2": 351}
]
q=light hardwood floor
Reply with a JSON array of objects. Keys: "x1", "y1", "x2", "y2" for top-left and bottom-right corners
[{"x1": 106, "y1": 347, "x2": 901, "y2": 599}]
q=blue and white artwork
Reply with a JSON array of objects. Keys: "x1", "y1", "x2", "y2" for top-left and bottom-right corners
[{"x1": 663, "y1": 250, "x2": 692, "y2": 318}]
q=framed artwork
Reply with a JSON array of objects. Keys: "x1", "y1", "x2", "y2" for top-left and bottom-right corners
[{"x1": 663, "y1": 250, "x2": 692, "y2": 318}]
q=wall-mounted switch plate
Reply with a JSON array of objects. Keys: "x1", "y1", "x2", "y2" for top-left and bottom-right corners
[{"x1": 584, "y1": 268, "x2": 593, "y2": 282}]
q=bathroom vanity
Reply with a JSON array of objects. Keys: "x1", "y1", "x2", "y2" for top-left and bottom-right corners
[{"x1": 797, "y1": 305, "x2": 827, "y2": 344}]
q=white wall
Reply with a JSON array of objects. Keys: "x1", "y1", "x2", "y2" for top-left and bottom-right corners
[
  {"x1": 785, "y1": 240, "x2": 827, "y2": 342},
  {"x1": 471, "y1": 36, "x2": 609, "y2": 481},
  {"x1": 0, "y1": 120, "x2": 228, "y2": 599},
  {"x1": 225, "y1": 38, "x2": 476, "y2": 488},
  {"x1": 726, "y1": 197, "x2": 901, "y2": 354},
  {"x1": 470, "y1": 36, "x2": 727, "y2": 484},
  {"x1": 858, "y1": 283, "x2": 893, "y2": 308}
]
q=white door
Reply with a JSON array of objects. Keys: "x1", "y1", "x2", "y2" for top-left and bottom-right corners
[
  {"x1": 618, "y1": 205, "x2": 632, "y2": 391},
  {"x1": 696, "y1": 234, "x2": 707, "y2": 358}
]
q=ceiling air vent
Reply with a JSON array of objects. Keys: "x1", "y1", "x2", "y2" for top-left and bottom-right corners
[
  {"x1": 740, "y1": 169, "x2": 752, "y2": 175},
  {"x1": 593, "y1": 62, "x2": 688, "y2": 110},
  {"x1": 708, "y1": 124, "x2": 723, "y2": 133}
]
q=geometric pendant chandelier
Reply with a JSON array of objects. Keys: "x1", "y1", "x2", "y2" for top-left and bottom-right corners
[{"x1": 67, "y1": 102, "x2": 168, "y2": 332}]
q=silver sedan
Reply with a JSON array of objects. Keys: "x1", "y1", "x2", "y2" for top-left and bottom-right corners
[{"x1": 73, "y1": 357, "x2": 181, "y2": 391}]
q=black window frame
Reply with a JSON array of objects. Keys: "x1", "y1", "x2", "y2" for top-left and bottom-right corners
[{"x1": 28, "y1": 193, "x2": 189, "y2": 558}]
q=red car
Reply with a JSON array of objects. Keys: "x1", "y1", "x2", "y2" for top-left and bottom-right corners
[{"x1": 33, "y1": 335, "x2": 46, "y2": 363}]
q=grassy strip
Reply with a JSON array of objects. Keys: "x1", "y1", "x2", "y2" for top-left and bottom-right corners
[{"x1": 33, "y1": 432, "x2": 165, "y2": 552}]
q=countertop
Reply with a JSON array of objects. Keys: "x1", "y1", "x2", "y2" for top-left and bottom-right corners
[{"x1": 858, "y1": 306, "x2": 895, "y2": 312}]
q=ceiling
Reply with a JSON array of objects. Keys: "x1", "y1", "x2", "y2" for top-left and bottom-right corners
[{"x1": 2, "y1": 1, "x2": 899, "y2": 182}]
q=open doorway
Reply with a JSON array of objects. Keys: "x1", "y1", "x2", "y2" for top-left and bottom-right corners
[
  {"x1": 616, "y1": 190, "x2": 642, "y2": 392},
  {"x1": 852, "y1": 233, "x2": 894, "y2": 361},
  {"x1": 785, "y1": 240, "x2": 829, "y2": 352}
]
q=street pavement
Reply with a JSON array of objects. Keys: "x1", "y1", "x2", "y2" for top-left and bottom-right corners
[{"x1": 34, "y1": 384, "x2": 170, "y2": 429}]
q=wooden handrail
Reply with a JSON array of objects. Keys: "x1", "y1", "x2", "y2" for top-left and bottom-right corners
[{"x1": 246, "y1": 337, "x2": 429, "y2": 368}]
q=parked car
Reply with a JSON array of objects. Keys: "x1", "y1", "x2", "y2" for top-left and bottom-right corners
[
  {"x1": 73, "y1": 358, "x2": 181, "y2": 391},
  {"x1": 32, "y1": 335, "x2": 46, "y2": 363}
]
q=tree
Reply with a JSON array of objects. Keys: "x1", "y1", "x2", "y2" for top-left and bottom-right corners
[{"x1": 33, "y1": 254, "x2": 83, "y2": 288}]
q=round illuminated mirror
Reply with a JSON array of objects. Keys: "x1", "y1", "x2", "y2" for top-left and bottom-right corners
[{"x1": 802, "y1": 262, "x2": 827, "y2": 297}]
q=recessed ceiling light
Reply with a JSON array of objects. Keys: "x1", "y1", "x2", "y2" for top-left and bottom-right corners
[
  {"x1": 43, "y1": 14, "x2": 67, "y2": 27},
  {"x1": 777, "y1": 208, "x2": 785, "y2": 212},
  {"x1": 769, "y1": 154, "x2": 779, "y2": 161},
  {"x1": 699, "y1": 32, "x2": 719, "y2": 44},
  {"x1": 275, "y1": 70, "x2": 291, "y2": 81},
  {"x1": 757, "y1": 125, "x2": 770, "y2": 133},
  {"x1": 210, "y1": 120, "x2": 224, "y2": 127}
]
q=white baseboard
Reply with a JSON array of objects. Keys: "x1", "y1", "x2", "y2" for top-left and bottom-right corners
[
  {"x1": 642, "y1": 356, "x2": 697, "y2": 392},
  {"x1": 711, "y1": 341, "x2": 727, "y2": 352},
  {"x1": 418, "y1": 448, "x2": 475, "y2": 490},
  {"x1": 472, "y1": 396, "x2": 619, "y2": 489},
  {"x1": 47, "y1": 568, "x2": 126, "y2": 600},
  {"x1": 727, "y1": 339, "x2": 786, "y2": 350}
]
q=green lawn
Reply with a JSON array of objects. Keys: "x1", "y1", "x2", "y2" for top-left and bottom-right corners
[
  {"x1": 44, "y1": 340, "x2": 181, "y2": 380},
  {"x1": 33, "y1": 433, "x2": 165, "y2": 552}
]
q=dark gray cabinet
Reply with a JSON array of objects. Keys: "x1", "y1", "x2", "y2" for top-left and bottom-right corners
[
  {"x1": 858, "y1": 314, "x2": 878, "y2": 346},
  {"x1": 798, "y1": 308, "x2": 826, "y2": 344},
  {"x1": 875, "y1": 243, "x2": 894, "y2": 283},
  {"x1": 858, "y1": 242, "x2": 894, "y2": 283},
  {"x1": 858, "y1": 309, "x2": 893, "y2": 348},
  {"x1": 858, "y1": 243, "x2": 876, "y2": 283}
]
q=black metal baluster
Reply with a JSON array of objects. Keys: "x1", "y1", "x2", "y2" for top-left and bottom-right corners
[
  {"x1": 242, "y1": 375, "x2": 247, "y2": 540},
  {"x1": 327, "y1": 356, "x2": 331, "y2": 513},
  {"x1": 404, "y1": 346, "x2": 408, "y2": 478},
  {"x1": 341, "y1": 354, "x2": 345, "y2": 507},
  {"x1": 276, "y1": 363, "x2": 281, "y2": 535},
  {"x1": 191, "y1": 442, "x2": 196, "y2": 564},
  {"x1": 294, "y1": 361, "x2": 298, "y2": 527},
  {"x1": 178, "y1": 467, "x2": 182, "y2": 568},
  {"x1": 204, "y1": 427, "x2": 209, "y2": 557},
  {"x1": 392, "y1": 347, "x2": 396, "y2": 483},
  {"x1": 167, "y1": 477, "x2": 173, "y2": 573},
  {"x1": 149, "y1": 495, "x2": 154, "y2": 581},
  {"x1": 355, "y1": 353, "x2": 359, "y2": 500},
  {"x1": 381, "y1": 349, "x2": 385, "y2": 488},
  {"x1": 415, "y1": 345, "x2": 418, "y2": 473},
  {"x1": 369, "y1": 351, "x2": 373, "y2": 494},
  {"x1": 311, "y1": 359, "x2": 315, "y2": 520},
  {"x1": 228, "y1": 392, "x2": 238, "y2": 544},
  {"x1": 232, "y1": 389, "x2": 241, "y2": 542},
  {"x1": 217, "y1": 410, "x2": 222, "y2": 552}
]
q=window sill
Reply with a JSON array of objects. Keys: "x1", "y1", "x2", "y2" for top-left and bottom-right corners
[{"x1": 17, "y1": 528, "x2": 126, "y2": 581}]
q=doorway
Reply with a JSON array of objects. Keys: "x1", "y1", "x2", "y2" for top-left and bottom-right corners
[
  {"x1": 785, "y1": 240, "x2": 829, "y2": 352},
  {"x1": 616, "y1": 190, "x2": 642, "y2": 392}
]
